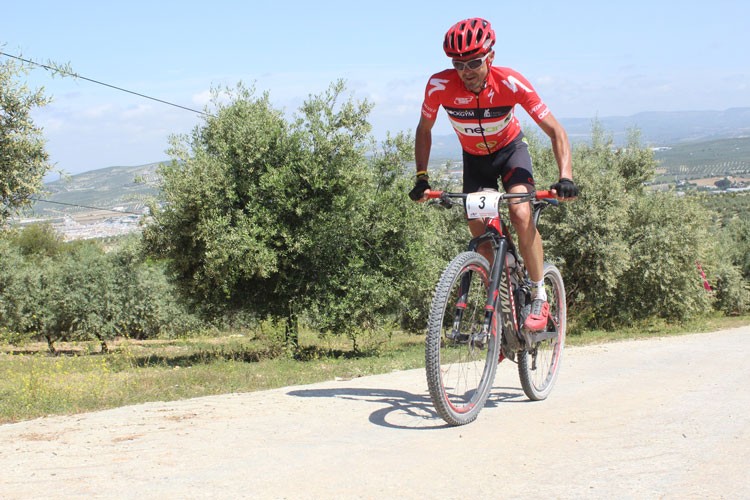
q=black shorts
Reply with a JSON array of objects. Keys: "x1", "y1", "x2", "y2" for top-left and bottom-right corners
[{"x1": 462, "y1": 133, "x2": 535, "y2": 193}]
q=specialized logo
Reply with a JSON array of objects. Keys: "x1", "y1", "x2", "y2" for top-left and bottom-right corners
[
  {"x1": 428, "y1": 78, "x2": 449, "y2": 97},
  {"x1": 487, "y1": 88, "x2": 495, "y2": 104},
  {"x1": 502, "y1": 75, "x2": 533, "y2": 94},
  {"x1": 498, "y1": 272, "x2": 517, "y2": 340}
]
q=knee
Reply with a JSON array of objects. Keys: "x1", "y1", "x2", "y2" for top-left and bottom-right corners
[{"x1": 508, "y1": 204, "x2": 532, "y2": 231}]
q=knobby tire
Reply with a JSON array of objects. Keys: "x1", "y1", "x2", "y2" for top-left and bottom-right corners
[
  {"x1": 518, "y1": 263, "x2": 566, "y2": 400},
  {"x1": 425, "y1": 252, "x2": 501, "y2": 426}
]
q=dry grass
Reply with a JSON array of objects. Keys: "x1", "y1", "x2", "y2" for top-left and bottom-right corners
[{"x1": 2, "y1": 314, "x2": 748, "y2": 424}]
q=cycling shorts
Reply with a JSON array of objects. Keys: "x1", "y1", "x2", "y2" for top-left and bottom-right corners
[{"x1": 462, "y1": 132, "x2": 535, "y2": 193}]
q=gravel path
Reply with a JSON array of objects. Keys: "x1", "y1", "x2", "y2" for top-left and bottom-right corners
[{"x1": 1, "y1": 326, "x2": 748, "y2": 499}]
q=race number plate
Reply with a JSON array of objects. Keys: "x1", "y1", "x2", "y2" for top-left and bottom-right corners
[{"x1": 465, "y1": 191, "x2": 501, "y2": 219}]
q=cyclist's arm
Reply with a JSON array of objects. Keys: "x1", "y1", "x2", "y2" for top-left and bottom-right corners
[
  {"x1": 415, "y1": 115, "x2": 436, "y2": 177},
  {"x1": 537, "y1": 112, "x2": 572, "y2": 180}
]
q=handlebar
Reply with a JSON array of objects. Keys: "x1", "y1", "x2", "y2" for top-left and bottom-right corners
[{"x1": 425, "y1": 189, "x2": 557, "y2": 205}]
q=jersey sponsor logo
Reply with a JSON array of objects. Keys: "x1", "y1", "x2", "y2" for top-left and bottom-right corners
[
  {"x1": 537, "y1": 108, "x2": 550, "y2": 120},
  {"x1": 454, "y1": 96, "x2": 474, "y2": 105},
  {"x1": 444, "y1": 106, "x2": 514, "y2": 120},
  {"x1": 446, "y1": 109, "x2": 476, "y2": 119},
  {"x1": 487, "y1": 89, "x2": 495, "y2": 104},
  {"x1": 450, "y1": 114, "x2": 513, "y2": 136},
  {"x1": 477, "y1": 140, "x2": 498, "y2": 150},
  {"x1": 502, "y1": 75, "x2": 533, "y2": 94},
  {"x1": 427, "y1": 78, "x2": 449, "y2": 96}
]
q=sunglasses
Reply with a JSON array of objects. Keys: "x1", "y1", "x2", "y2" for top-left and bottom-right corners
[{"x1": 452, "y1": 53, "x2": 490, "y2": 71}]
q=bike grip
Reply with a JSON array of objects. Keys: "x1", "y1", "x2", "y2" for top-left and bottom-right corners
[
  {"x1": 535, "y1": 190, "x2": 555, "y2": 199},
  {"x1": 425, "y1": 190, "x2": 444, "y2": 199}
]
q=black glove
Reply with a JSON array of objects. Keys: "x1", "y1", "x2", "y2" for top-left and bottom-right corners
[
  {"x1": 550, "y1": 178, "x2": 579, "y2": 199},
  {"x1": 409, "y1": 177, "x2": 431, "y2": 201}
]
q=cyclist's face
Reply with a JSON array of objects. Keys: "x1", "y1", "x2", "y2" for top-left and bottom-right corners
[{"x1": 454, "y1": 51, "x2": 493, "y2": 93}]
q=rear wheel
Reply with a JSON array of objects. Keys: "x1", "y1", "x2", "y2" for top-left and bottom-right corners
[
  {"x1": 425, "y1": 252, "x2": 500, "y2": 426},
  {"x1": 518, "y1": 263, "x2": 566, "y2": 401}
]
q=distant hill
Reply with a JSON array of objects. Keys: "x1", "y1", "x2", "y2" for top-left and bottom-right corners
[
  {"x1": 428, "y1": 107, "x2": 750, "y2": 158},
  {"x1": 32, "y1": 163, "x2": 163, "y2": 217},
  {"x1": 651, "y1": 137, "x2": 750, "y2": 183},
  {"x1": 27, "y1": 108, "x2": 750, "y2": 216},
  {"x1": 561, "y1": 107, "x2": 750, "y2": 145}
]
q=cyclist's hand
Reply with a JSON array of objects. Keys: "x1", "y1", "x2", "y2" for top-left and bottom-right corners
[
  {"x1": 409, "y1": 177, "x2": 431, "y2": 202},
  {"x1": 550, "y1": 178, "x2": 579, "y2": 200}
]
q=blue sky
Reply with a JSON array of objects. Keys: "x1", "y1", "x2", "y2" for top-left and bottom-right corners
[{"x1": 2, "y1": 0, "x2": 749, "y2": 175}]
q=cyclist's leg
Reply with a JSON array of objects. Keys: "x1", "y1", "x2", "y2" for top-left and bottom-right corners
[
  {"x1": 497, "y1": 136, "x2": 551, "y2": 331},
  {"x1": 506, "y1": 184, "x2": 543, "y2": 283},
  {"x1": 498, "y1": 136, "x2": 543, "y2": 283},
  {"x1": 467, "y1": 219, "x2": 493, "y2": 264}
]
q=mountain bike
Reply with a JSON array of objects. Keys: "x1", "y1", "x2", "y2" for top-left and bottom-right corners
[{"x1": 424, "y1": 189, "x2": 566, "y2": 426}]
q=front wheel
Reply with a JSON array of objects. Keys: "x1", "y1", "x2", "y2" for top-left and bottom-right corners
[
  {"x1": 425, "y1": 252, "x2": 500, "y2": 426},
  {"x1": 518, "y1": 263, "x2": 566, "y2": 401}
]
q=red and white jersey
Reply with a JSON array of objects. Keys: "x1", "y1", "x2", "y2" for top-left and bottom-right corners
[{"x1": 421, "y1": 66, "x2": 550, "y2": 155}]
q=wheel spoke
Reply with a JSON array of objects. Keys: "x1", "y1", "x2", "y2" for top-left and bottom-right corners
[
  {"x1": 518, "y1": 263, "x2": 566, "y2": 401},
  {"x1": 425, "y1": 252, "x2": 500, "y2": 425}
]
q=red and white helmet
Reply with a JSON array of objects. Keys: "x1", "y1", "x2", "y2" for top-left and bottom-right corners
[{"x1": 443, "y1": 18, "x2": 496, "y2": 58}]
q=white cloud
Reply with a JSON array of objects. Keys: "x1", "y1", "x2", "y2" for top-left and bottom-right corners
[
  {"x1": 121, "y1": 104, "x2": 153, "y2": 119},
  {"x1": 191, "y1": 89, "x2": 213, "y2": 107},
  {"x1": 81, "y1": 103, "x2": 114, "y2": 119}
]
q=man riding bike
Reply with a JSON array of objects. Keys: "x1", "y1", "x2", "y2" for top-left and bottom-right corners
[{"x1": 410, "y1": 17, "x2": 578, "y2": 332}]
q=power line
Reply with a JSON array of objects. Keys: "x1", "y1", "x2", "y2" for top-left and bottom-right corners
[
  {"x1": 0, "y1": 51, "x2": 213, "y2": 117},
  {"x1": 30, "y1": 198, "x2": 144, "y2": 215},
  {"x1": 2, "y1": 51, "x2": 195, "y2": 217}
]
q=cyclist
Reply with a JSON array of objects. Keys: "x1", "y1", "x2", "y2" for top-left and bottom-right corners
[{"x1": 410, "y1": 17, "x2": 578, "y2": 332}]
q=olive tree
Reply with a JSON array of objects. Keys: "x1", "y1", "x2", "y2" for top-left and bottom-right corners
[
  {"x1": 0, "y1": 55, "x2": 52, "y2": 222},
  {"x1": 144, "y1": 81, "x2": 457, "y2": 350},
  {"x1": 529, "y1": 123, "x2": 719, "y2": 329}
]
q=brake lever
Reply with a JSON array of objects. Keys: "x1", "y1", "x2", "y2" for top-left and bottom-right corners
[{"x1": 438, "y1": 192, "x2": 455, "y2": 209}]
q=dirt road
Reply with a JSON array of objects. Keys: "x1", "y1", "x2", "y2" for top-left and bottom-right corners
[{"x1": 1, "y1": 326, "x2": 748, "y2": 499}]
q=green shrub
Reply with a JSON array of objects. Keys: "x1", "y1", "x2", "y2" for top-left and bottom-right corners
[
  {"x1": 529, "y1": 124, "x2": 726, "y2": 329},
  {"x1": 0, "y1": 229, "x2": 204, "y2": 351}
]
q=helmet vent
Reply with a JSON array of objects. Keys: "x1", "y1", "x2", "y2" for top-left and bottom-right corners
[{"x1": 443, "y1": 17, "x2": 496, "y2": 58}]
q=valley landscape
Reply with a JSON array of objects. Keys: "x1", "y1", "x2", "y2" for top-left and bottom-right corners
[{"x1": 14, "y1": 108, "x2": 750, "y2": 241}]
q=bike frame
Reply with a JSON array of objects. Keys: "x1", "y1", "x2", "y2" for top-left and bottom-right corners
[{"x1": 427, "y1": 190, "x2": 557, "y2": 351}]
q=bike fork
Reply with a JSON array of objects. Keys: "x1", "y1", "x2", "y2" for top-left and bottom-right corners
[
  {"x1": 448, "y1": 265, "x2": 496, "y2": 348},
  {"x1": 447, "y1": 272, "x2": 473, "y2": 341}
]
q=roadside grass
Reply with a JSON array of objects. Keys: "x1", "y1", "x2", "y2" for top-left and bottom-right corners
[
  {"x1": 1, "y1": 313, "x2": 748, "y2": 424},
  {"x1": 565, "y1": 312, "x2": 750, "y2": 345}
]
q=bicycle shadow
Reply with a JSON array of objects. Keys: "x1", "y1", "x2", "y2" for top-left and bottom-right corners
[{"x1": 286, "y1": 385, "x2": 525, "y2": 430}]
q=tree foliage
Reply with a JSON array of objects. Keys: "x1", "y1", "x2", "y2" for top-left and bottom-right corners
[
  {"x1": 0, "y1": 229, "x2": 203, "y2": 352},
  {"x1": 527, "y1": 122, "x2": 744, "y2": 329},
  {"x1": 0, "y1": 56, "x2": 52, "y2": 223},
  {"x1": 144, "y1": 81, "x2": 461, "y2": 347}
]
